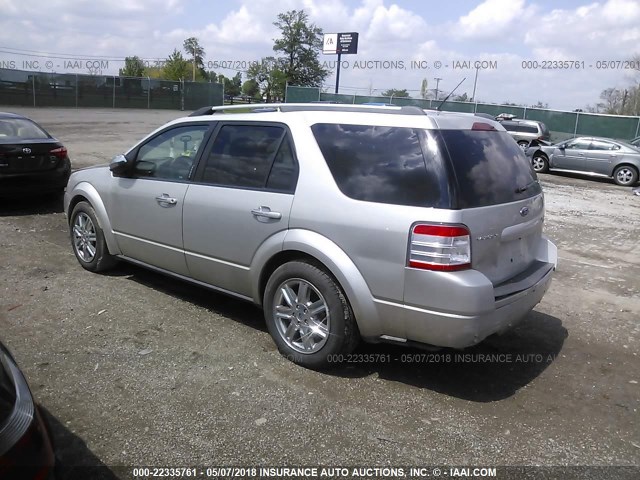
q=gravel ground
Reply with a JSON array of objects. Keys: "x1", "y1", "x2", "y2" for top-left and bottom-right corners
[{"x1": 0, "y1": 108, "x2": 638, "y2": 479}]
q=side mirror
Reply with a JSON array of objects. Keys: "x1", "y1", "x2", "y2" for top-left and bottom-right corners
[{"x1": 109, "y1": 154, "x2": 128, "y2": 174}]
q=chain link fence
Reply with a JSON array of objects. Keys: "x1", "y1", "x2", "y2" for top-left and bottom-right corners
[
  {"x1": 285, "y1": 86, "x2": 640, "y2": 143},
  {"x1": 0, "y1": 68, "x2": 224, "y2": 111}
]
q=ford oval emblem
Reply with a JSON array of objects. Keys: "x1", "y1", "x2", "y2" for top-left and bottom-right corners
[{"x1": 520, "y1": 207, "x2": 530, "y2": 217}]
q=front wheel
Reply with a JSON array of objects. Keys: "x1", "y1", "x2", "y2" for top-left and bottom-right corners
[
  {"x1": 532, "y1": 153, "x2": 549, "y2": 173},
  {"x1": 69, "y1": 201, "x2": 117, "y2": 272},
  {"x1": 263, "y1": 261, "x2": 359, "y2": 369},
  {"x1": 613, "y1": 165, "x2": 638, "y2": 186}
]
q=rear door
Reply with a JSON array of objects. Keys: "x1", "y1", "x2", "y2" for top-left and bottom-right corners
[
  {"x1": 587, "y1": 139, "x2": 621, "y2": 175},
  {"x1": 440, "y1": 129, "x2": 546, "y2": 285},
  {"x1": 183, "y1": 122, "x2": 298, "y2": 297}
]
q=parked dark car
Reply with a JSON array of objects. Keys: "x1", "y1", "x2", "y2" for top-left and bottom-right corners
[
  {"x1": 526, "y1": 136, "x2": 640, "y2": 186},
  {"x1": 0, "y1": 112, "x2": 71, "y2": 197},
  {"x1": 0, "y1": 340, "x2": 55, "y2": 479}
]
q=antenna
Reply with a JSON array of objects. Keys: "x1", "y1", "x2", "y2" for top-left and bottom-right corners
[{"x1": 436, "y1": 77, "x2": 466, "y2": 111}]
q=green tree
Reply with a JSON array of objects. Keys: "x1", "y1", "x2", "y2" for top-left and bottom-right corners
[
  {"x1": 183, "y1": 37, "x2": 205, "y2": 81},
  {"x1": 247, "y1": 57, "x2": 287, "y2": 102},
  {"x1": 242, "y1": 79, "x2": 260, "y2": 98},
  {"x1": 162, "y1": 49, "x2": 190, "y2": 81},
  {"x1": 454, "y1": 92, "x2": 470, "y2": 102},
  {"x1": 381, "y1": 88, "x2": 409, "y2": 98},
  {"x1": 273, "y1": 10, "x2": 328, "y2": 87},
  {"x1": 119, "y1": 56, "x2": 145, "y2": 77}
]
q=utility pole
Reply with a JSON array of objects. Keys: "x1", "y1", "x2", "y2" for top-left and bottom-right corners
[
  {"x1": 434, "y1": 77, "x2": 442, "y2": 101},
  {"x1": 471, "y1": 67, "x2": 479, "y2": 102}
]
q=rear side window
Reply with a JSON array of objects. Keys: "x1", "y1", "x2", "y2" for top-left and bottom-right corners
[
  {"x1": 311, "y1": 124, "x2": 450, "y2": 208},
  {"x1": 202, "y1": 124, "x2": 295, "y2": 191},
  {"x1": 503, "y1": 122, "x2": 538, "y2": 134},
  {"x1": 439, "y1": 130, "x2": 542, "y2": 208}
]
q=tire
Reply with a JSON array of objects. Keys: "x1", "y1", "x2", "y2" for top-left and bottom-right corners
[
  {"x1": 613, "y1": 165, "x2": 638, "y2": 186},
  {"x1": 69, "y1": 201, "x2": 117, "y2": 272},
  {"x1": 263, "y1": 261, "x2": 360, "y2": 369},
  {"x1": 532, "y1": 153, "x2": 549, "y2": 173}
]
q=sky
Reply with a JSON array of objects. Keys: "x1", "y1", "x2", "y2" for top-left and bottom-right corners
[{"x1": 0, "y1": 0, "x2": 639, "y2": 110}]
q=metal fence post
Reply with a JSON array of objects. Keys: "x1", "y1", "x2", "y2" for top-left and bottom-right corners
[
  {"x1": 474, "y1": 102, "x2": 478, "y2": 113},
  {"x1": 635, "y1": 117, "x2": 640, "y2": 138},
  {"x1": 147, "y1": 77, "x2": 150, "y2": 109},
  {"x1": 112, "y1": 76, "x2": 116, "y2": 108},
  {"x1": 32, "y1": 75, "x2": 36, "y2": 107},
  {"x1": 523, "y1": 106, "x2": 527, "y2": 119},
  {"x1": 573, "y1": 112, "x2": 580, "y2": 138},
  {"x1": 180, "y1": 78, "x2": 184, "y2": 111},
  {"x1": 75, "y1": 74, "x2": 78, "y2": 108}
]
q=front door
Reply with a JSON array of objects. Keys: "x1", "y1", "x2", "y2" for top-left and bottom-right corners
[
  {"x1": 107, "y1": 124, "x2": 211, "y2": 275},
  {"x1": 552, "y1": 138, "x2": 591, "y2": 170}
]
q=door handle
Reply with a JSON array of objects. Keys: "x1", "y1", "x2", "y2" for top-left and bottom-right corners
[
  {"x1": 155, "y1": 194, "x2": 178, "y2": 206},
  {"x1": 251, "y1": 206, "x2": 282, "y2": 219}
]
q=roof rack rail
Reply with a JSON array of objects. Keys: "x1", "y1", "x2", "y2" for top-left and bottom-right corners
[{"x1": 188, "y1": 103, "x2": 430, "y2": 117}]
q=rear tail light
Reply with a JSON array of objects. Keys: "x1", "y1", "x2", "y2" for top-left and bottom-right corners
[
  {"x1": 408, "y1": 224, "x2": 471, "y2": 271},
  {"x1": 49, "y1": 146, "x2": 67, "y2": 159}
]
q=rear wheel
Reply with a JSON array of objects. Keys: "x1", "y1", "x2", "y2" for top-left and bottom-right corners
[
  {"x1": 69, "y1": 201, "x2": 117, "y2": 272},
  {"x1": 263, "y1": 261, "x2": 359, "y2": 369},
  {"x1": 532, "y1": 153, "x2": 549, "y2": 173},
  {"x1": 613, "y1": 165, "x2": 638, "y2": 186}
]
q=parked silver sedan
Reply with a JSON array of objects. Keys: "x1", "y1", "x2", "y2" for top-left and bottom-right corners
[{"x1": 526, "y1": 136, "x2": 640, "y2": 186}]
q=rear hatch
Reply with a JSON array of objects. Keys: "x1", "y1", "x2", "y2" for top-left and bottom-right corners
[{"x1": 438, "y1": 128, "x2": 544, "y2": 285}]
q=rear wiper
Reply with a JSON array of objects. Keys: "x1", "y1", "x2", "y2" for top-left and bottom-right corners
[{"x1": 515, "y1": 180, "x2": 537, "y2": 193}]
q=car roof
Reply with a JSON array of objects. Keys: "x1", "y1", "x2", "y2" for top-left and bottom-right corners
[
  {"x1": 179, "y1": 103, "x2": 507, "y2": 131},
  {"x1": 0, "y1": 112, "x2": 26, "y2": 119}
]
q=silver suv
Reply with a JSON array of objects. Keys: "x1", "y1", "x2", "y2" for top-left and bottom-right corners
[
  {"x1": 499, "y1": 118, "x2": 551, "y2": 149},
  {"x1": 64, "y1": 104, "x2": 557, "y2": 369}
]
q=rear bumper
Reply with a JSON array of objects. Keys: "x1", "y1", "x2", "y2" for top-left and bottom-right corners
[
  {"x1": 0, "y1": 160, "x2": 70, "y2": 196},
  {"x1": 369, "y1": 236, "x2": 557, "y2": 348},
  {"x1": 401, "y1": 264, "x2": 554, "y2": 348}
]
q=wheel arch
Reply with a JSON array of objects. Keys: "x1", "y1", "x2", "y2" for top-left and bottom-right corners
[
  {"x1": 66, "y1": 183, "x2": 121, "y2": 255},
  {"x1": 250, "y1": 229, "x2": 381, "y2": 339},
  {"x1": 611, "y1": 162, "x2": 639, "y2": 180}
]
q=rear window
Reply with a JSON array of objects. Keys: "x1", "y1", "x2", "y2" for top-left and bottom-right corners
[
  {"x1": 311, "y1": 124, "x2": 450, "y2": 208},
  {"x1": 439, "y1": 130, "x2": 542, "y2": 208},
  {"x1": 502, "y1": 122, "x2": 538, "y2": 134},
  {"x1": 0, "y1": 118, "x2": 49, "y2": 140}
]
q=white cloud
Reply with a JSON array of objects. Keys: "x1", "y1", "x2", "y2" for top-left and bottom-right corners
[{"x1": 456, "y1": 0, "x2": 532, "y2": 40}]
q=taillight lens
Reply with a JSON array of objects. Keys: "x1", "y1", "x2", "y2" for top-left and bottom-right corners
[
  {"x1": 408, "y1": 224, "x2": 471, "y2": 271},
  {"x1": 49, "y1": 146, "x2": 67, "y2": 159}
]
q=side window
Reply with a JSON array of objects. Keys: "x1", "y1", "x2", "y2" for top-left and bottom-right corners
[
  {"x1": 266, "y1": 137, "x2": 299, "y2": 193},
  {"x1": 202, "y1": 124, "x2": 285, "y2": 189},
  {"x1": 565, "y1": 139, "x2": 591, "y2": 150},
  {"x1": 311, "y1": 124, "x2": 449, "y2": 208},
  {"x1": 134, "y1": 125, "x2": 209, "y2": 180},
  {"x1": 590, "y1": 140, "x2": 617, "y2": 151}
]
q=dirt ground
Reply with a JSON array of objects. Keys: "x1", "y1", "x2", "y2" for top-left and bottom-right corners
[{"x1": 0, "y1": 108, "x2": 638, "y2": 479}]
